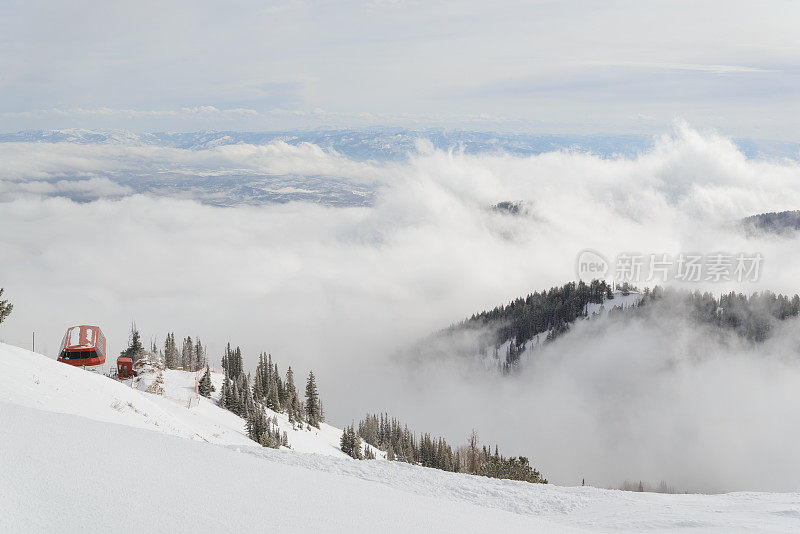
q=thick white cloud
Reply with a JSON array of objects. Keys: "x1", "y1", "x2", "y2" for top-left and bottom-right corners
[
  {"x1": 0, "y1": 139, "x2": 381, "y2": 182},
  {"x1": 2, "y1": 125, "x2": 800, "y2": 490},
  {"x1": 0, "y1": 177, "x2": 133, "y2": 200}
]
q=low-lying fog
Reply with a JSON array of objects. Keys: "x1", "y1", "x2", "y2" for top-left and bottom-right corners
[{"x1": 3, "y1": 123, "x2": 800, "y2": 490}]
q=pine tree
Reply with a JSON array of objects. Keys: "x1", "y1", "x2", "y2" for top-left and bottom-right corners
[
  {"x1": 164, "y1": 333, "x2": 179, "y2": 369},
  {"x1": 340, "y1": 427, "x2": 351, "y2": 456},
  {"x1": 0, "y1": 288, "x2": 12, "y2": 325},
  {"x1": 195, "y1": 338, "x2": 206, "y2": 370},
  {"x1": 340, "y1": 424, "x2": 363, "y2": 459},
  {"x1": 305, "y1": 370, "x2": 322, "y2": 428},
  {"x1": 181, "y1": 336, "x2": 195, "y2": 371},
  {"x1": 198, "y1": 366, "x2": 212, "y2": 398},
  {"x1": 219, "y1": 367, "x2": 231, "y2": 409},
  {"x1": 253, "y1": 364, "x2": 265, "y2": 400},
  {"x1": 267, "y1": 359, "x2": 280, "y2": 410},
  {"x1": 285, "y1": 366, "x2": 300, "y2": 425},
  {"x1": 467, "y1": 429, "x2": 480, "y2": 474},
  {"x1": 120, "y1": 323, "x2": 144, "y2": 362}
]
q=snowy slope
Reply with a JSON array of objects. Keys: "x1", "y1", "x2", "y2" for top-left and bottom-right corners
[
  {"x1": 3, "y1": 342, "x2": 800, "y2": 533},
  {"x1": 0, "y1": 342, "x2": 349, "y2": 456},
  {"x1": 484, "y1": 290, "x2": 645, "y2": 369},
  {"x1": 0, "y1": 402, "x2": 576, "y2": 533},
  {"x1": 585, "y1": 290, "x2": 643, "y2": 316}
]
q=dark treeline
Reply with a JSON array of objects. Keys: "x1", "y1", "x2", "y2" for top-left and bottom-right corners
[
  {"x1": 447, "y1": 280, "x2": 614, "y2": 369},
  {"x1": 343, "y1": 413, "x2": 547, "y2": 484},
  {"x1": 640, "y1": 286, "x2": 800, "y2": 342},
  {"x1": 447, "y1": 280, "x2": 800, "y2": 372},
  {"x1": 741, "y1": 210, "x2": 800, "y2": 236},
  {"x1": 217, "y1": 344, "x2": 324, "y2": 449}
]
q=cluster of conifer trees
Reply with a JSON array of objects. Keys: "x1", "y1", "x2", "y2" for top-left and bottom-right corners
[
  {"x1": 339, "y1": 424, "x2": 375, "y2": 459},
  {"x1": 345, "y1": 413, "x2": 547, "y2": 484},
  {"x1": 741, "y1": 210, "x2": 800, "y2": 236},
  {"x1": 640, "y1": 286, "x2": 800, "y2": 342},
  {"x1": 0, "y1": 287, "x2": 13, "y2": 325},
  {"x1": 216, "y1": 344, "x2": 324, "y2": 449},
  {"x1": 451, "y1": 280, "x2": 613, "y2": 369},
  {"x1": 452, "y1": 280, "x2": 800, "y2": 372},
  {"x1": 248, "y1": 411, "x2": 290, "y2": 449},
  {"x1": 162, "y1": 333, "x2": 206, "y2": 372}
]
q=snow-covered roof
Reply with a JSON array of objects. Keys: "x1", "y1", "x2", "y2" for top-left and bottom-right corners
[{"x1": 63, "y1": 325, "x2": 99, "y2": 350}]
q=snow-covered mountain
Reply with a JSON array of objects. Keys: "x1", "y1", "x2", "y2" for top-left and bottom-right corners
[
  {"x1": 2, "y1": 128, "x2": 799, "y2": 207},
  {"x1": 0, "y1": 341, "x2": 348, "y2": 456},
  {"x1": 4, "y1": 129, "x2": 799, "y2": 161},
  {"x1": 3, "y1": 341, "x2": 800, "y2": 532},
  {"x1": 415, "y1": 285, "x2": 645, "y2": 372}
]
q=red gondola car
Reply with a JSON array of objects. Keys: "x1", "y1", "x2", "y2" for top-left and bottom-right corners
[
  {"x1": 57, "y1": 325, "x2": 106, "y2": 371},
  {"x1": 117, "y1": 356, "x2": 133, "y2": 378}
]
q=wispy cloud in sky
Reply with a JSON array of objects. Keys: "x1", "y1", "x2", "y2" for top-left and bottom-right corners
[{"x1": 1, "y1": 1, "x2": 799, "y2": 137}]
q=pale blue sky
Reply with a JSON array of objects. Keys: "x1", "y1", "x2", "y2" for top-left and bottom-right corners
[{"x1": 1, "y1": 0, "x2": 799, "y2": 138}]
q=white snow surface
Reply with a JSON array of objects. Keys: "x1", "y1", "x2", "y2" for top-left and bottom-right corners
[
  {"x1": 0, "y1": 341, "x2": 348, "y2": 455},
  {"x1": 65, "y1": 324, "x2": 95, "y2": 349},
  {"x1": 585, "y1": 290, "x2": 644, "y2": 316},
  {"x1": 2, "y1": 342, "x2": 800, "y2": 533}
]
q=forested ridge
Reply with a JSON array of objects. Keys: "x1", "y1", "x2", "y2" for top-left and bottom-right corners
[
  {"x1": 741, "y1": 210, "x2": 800, "y2": 236},
  {"x1": 441, "y1": 280, "x2": 800, "y2": 370},
  {"x1": 638, "y1": 286, "x2": 800, "y2": 342},
  {"x1": 440, "y1": 280, "x2": 615, "y2": 369}
]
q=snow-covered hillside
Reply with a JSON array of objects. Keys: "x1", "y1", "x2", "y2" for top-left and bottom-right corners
[
  {"x1": 2, "y1": 342, "x2": 800, "y2": 533},
  {"x1": 484, "y1": 290, "x2": 644, "y2": 369},
  {"x1": 0, "y1": 342, "x2": 348, "y2": 456},
  {"x1": 585, "y1": 290, "x2": 643, "y2": 316}
]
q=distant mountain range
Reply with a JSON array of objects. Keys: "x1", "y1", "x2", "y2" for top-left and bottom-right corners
[
  {"x1": 4, "y1": 128, "x2": 799, "y2": 162},
  {"x1": 3, "y1": 129, "x2": 799, "y2": 207}
]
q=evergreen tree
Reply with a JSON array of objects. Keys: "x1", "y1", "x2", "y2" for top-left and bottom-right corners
[
  {"x1": 285, "y1": 366, "x2": 301, "y2": 425},
  {"x1": 181, "y1": 336, "x2": 195, "y2": 371},
  {"x1": 0, "y1": 288, "x2": 12, "y2": 325},
  {"x1": 253, "y1": 361, "x2": 265, "y2": 400},
  {"x1": 195, "y1": 338, "x2": 206, "y2": 370},
  {"x1": 198, "y1": 366, "x2": 212, "y2": 398},
  {"x1": 267, "y1": 357, "x2": 281, "y2": 410},
  {"x1": 305, "y1": 370, "x2": 322, "y2": 428},
  {"x1": 120, "y1": 323, "x2": 144, "y2": 362},
  {"x1": 219, "y1": 366, "x2": 231, "y2": 409},
  {"x1": 164, "y1": 333, "x2": 179, "y2": 369},
  {"x1": 340, "y1": 424, "x2": 362, "y2": 459}
]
